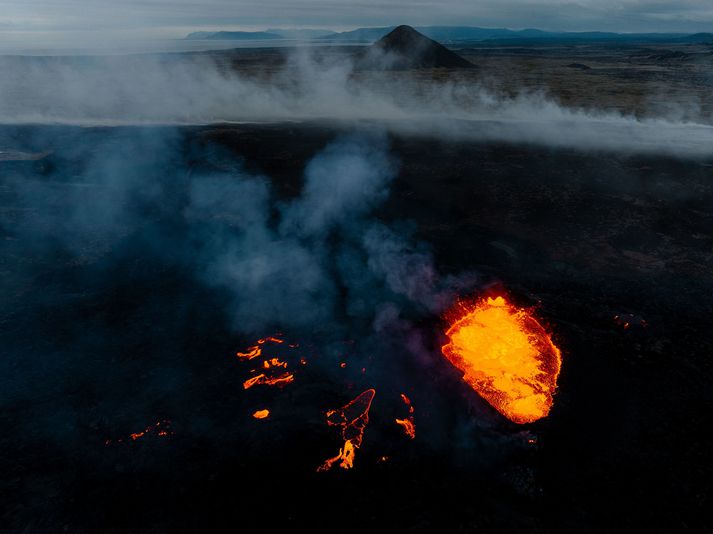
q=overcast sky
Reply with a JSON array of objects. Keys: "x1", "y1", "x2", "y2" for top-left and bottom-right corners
[{"x1": 1, "y1": 0, "x2": 712, "y2": 40}]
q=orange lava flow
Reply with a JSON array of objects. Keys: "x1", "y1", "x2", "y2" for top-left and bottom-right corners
[
  {"x1": 395, "y1": 418, "x2": 416, "y2": 439},
  {"x1": 252, "y1": 409, "x2": 270, "y2": 419},
  {"x1": 395, "y1": 392, "x2": 416, "y2": 439},
  {"x1": 105, "y1": 419, "x2": 172, "y2": 445},
  {"x1": 317, "y1": 389, "x2": 375, "y2": 472},
  {"x1": 237, "y1": 334, "x2": 298, "y2": 392},
  {"x1": 130, "y1": 420, "x2": 172, "y2": 440},
  {"x1": 400, "y1": 393, "x2": 414, "y2": 414},
  {"x1": 263, "y1": 358, "x2": 288, "y2": 369},
  {"x1": 442, "y1": 295, "x2": 562, "y2": 424},
  {"x1": 236, "y1": 345, "x2": 262, "y2": 361},
  {"x1": 242, "y1": 372, "x2": 295, "y2": 390},
  {"x1": 316, "y1": 439, "x2": 356, "y2": 472},
  {"x1": 236, "y1": 335, "x2": 285, "y2": 361}
]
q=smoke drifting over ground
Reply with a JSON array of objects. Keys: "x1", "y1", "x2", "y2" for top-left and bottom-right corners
[
  {"x1": 190, "y1": 131, "x2": 466, "y2": 333},
  {"x1": 1, "y1": 48, "x2": 713, "y2": 155},
  {"x1": 0, "y1": 126, "x2": 480, "y2": 444}
]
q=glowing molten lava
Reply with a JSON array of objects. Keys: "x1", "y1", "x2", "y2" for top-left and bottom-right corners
[
  {"x1": 442, "y1": 295, "x2": 562, "y2": 424},
  {"x1": 395, "y1": 418, "x2": 415, "y2": 439},
  {"x1": 242, "y1": 372, "x2": 295, "y2": 390},
  {"x1": 317, "y1": 389, "x2": 375, "y2": 472},
  {"x1": 318, "y1": 439, "x2": 357, "y2": 471},
  {"x1": 263, "y1": 358, "x2": 288, "y2": 369},
  {"x1": 237, "y1": 334, "x2": 297, "y2": 392},
  {"x1": 130, "y1": 420, "x2": 172, "y2": 440},
  {"x1": 236, "y1": 335, "x2": 285, "y2": 361},
  {"x1": 395, "y1": 393, "x2": 416, "y2": 439},
  {"x1": 252, "y1": 409, "x2": 270, "y2": 419},
  {"x1": 105, "y1": 419, "x2": 173, "y2": 445}
]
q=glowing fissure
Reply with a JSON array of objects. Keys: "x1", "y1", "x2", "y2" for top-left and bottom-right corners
[
  {"x1": 395, "y1": 418, "x2": 416, "y2": 439},
  {"x1": 317, "y1": 439, "x2": 357, "y2": 472},
  {"x1": 236, "y1": 335, "x2": 285, "y2": 361},
  {"x1": 243, "y1": 372, "x2": 295, "y2": 390},
  {"x1": 105, "y1": 419, "x2": 173, "y2": 445},
  {"x1": 395, "y1": 393, "x2": 416, "y2": 439},
  {"x1": 317, "y1": 389, "x2": 376, "y2": 472},
  {"x1": 238, "y1": 334, "x2": 296, "y2": 392}
]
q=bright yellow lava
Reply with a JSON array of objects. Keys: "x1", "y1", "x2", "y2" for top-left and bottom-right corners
[
  {"x1": 442, "y1": 296, "x2": 562, "y2": 424},
  {"x1": 252, "y1": 409, "x2": 270, "y2": 419}
]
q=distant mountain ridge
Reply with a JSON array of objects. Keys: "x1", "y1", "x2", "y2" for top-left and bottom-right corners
[
  {"x1": 185, "y1": 29, "x2": 335, "y2": 40},
  {"x1": 265, "y1": 28, "x2": 337, "y2": 39},
  {"x1": 185, "y1": 31, "x2": 282, "y2": 40},
  {"x1": 321, "y1": 26, "x2": 712, "y2": 44},
  {"x1": 184, "y1": 27, "x2": 713, "y2": 45}
]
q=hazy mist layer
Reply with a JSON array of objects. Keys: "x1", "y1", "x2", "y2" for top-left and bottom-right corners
[{"x1": 1, "y1": 49, "x2": 712, "y2": 156}]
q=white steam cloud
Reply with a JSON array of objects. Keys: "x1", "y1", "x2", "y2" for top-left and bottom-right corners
[{"x1": 1, "y1": 49, "x2": 712, "y2": 156}]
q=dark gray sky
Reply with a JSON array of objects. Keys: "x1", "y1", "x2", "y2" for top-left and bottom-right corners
[{"x1": 2, "y1": 0, "x2": 712, "y2": 39}]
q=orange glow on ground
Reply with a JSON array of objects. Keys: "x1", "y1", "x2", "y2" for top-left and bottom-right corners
[
  {"x1": 317, "y1": 439, "x2": 357, "y2": 471},
  {"x1": 400, "y1": 393, "x2": 414, "y2": 414},
  {"x1": 236, "y1": 335, "x2": 285, "y2": 361},
  {"x1": 237, "y1": 335, "x2": 297, "y2": 391},
  {"x1": 236, "y1": 345, "x2": 261, "y2": 361},
  {"x1": 442, "y1": 295, "x2": 562, "y2": 424},
  {"x1": 263, "y1": 358, "x2": 288, "y2": 369},
  {"x1": 252, "y1": 409, "x2": 270, "y2": 419},
  {"x1": 317, "y1": 389, "x2": 375, "y2": 472},
  {"x1": 395, "y1": 392, "x2": 416, "y2": 439},
  {"x1": 105, "y1": 419, "x2": 172, "y2": 445},
  {"x1": 395, "y1": 418, "x2": 416, "y2": 439},
  {"x1": 243, "y1": 372, "x2": 295, "y2": 390},
  {"x1": 129, "y1": 420, "x2": 172, "y2": 440}
]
